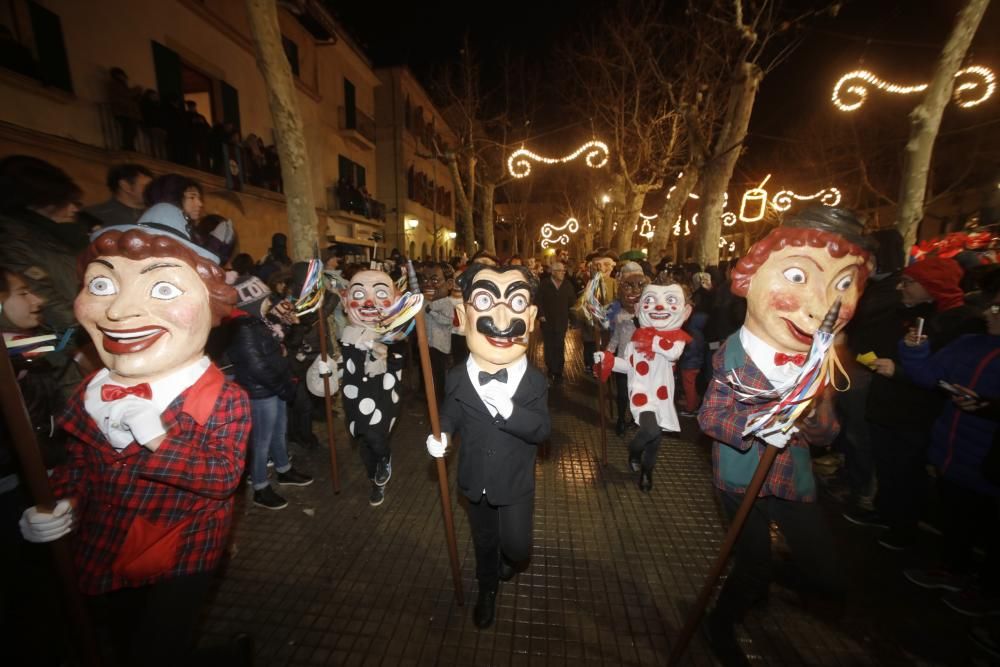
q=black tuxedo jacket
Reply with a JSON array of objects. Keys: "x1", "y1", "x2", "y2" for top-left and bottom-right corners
[{"x1": 440, "y1": 361, "x2": 550, "y2": 505}]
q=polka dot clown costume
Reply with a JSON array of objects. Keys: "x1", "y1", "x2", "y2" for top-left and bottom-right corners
[
  {"x1": 595, "y1": 281, "x2": 691, "y2": 490},
  {"x1": 338, "y1": 266, "x2": 422, "y2": 506}
]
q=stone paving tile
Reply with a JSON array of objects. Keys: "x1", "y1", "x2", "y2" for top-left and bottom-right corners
[{"x1": 200, "y1": 331, "x2": 982, "y2": 666}]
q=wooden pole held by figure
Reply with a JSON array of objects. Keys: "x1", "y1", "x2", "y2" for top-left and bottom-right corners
[
  {"x1": 315, "y1": 295, "x2": 341, "y2": 494},
  {"x1": 593, "y1": 323, "x2": 608, "y2": 467}
]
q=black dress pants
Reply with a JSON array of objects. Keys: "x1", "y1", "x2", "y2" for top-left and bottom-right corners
[
  {"x1": 466, "y1": 492, "x2": 534, "y2": 591},
  {"x1": 627, "y1": 411, "x2": 662, "y2": 470},
  {"x1": 713, "y1": 492, "x2": 846, "y2": 623},
  {"x1": 870, "y1": 422, "x2": 930, "y2": 530},
  {"x1": 358, "y1": 430, "x2": 391, "y2": 480},
  {"x1": 542, "y1": 325, "x2": 567, "y2": 377}
]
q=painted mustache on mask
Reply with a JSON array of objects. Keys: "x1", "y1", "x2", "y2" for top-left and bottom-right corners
[{"x1": 477, "y1": 317, "x2": 527, "y2": 339}]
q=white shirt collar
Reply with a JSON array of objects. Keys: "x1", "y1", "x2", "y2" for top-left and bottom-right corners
[
  {"x1": 738, "y1": 326, "x2": 802, "y2": 387},
  {"x1": 84, "y1": 356, "x2": 211, "y2": 450},
  {"x1": 465, "y1": 354, "x2": 527, "y2": 416}
]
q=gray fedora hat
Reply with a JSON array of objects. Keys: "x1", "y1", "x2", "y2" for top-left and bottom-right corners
[{"x1": 91, "y1": 202, "x2": 220, "y2": 263}]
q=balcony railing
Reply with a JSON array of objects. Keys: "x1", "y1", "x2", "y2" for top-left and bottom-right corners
[
  {"x1": 328, "y1": 182, "x2": 386, "y2": 222},
  {"x1": 338, "y1": 106, "x2": 376, "y2": 145}
]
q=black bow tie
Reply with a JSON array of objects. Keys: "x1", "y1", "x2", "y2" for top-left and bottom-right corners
[{"x1": 478, "y1": 368, "x2": 508, "y2": 385}]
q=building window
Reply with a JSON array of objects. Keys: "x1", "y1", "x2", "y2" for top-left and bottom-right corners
[
  {"x1": 343, "y1": 78, "x2": 356, "y2": 129},
  {"x1": 282, "y1": 36, "x2": 300, "y2": 78},
  {"x1": 0, "y1": 2, "x2": 73, "y2": 92},
  {"x1": 338, "y1": 155, "x2": 366, "y2": 189}
]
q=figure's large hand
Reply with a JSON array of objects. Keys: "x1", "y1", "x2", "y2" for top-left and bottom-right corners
[
  {"x1": 19, "y1": 499, "x2": 73, "y2": 543},
  {"x1": 426, "y1": 433, "x2": 449, "y2": 458},
  {"x1": 760, "y1": 428, "x2": 796, "y2": 449},
  {"x1": 481, "y1": 386, "x2": 514, "y2": 419},
  {"x1": 109, "y1": 397, "x2": 166, "y2": 449}
]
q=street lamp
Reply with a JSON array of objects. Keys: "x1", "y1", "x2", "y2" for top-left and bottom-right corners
[
  {"x1": 601, "y1": 194, "x2": 611, "y2": 205},
  {"x1": 405, "y1": 218, "x2": 419, "y2": 230},
  {"x1": 447, "y1": 231, "x2": 457, "y2": 240}
]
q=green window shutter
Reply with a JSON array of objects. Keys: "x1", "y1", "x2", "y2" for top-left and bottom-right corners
[
  {"x1": 151, "y1": 41, "x2": 182, "y2": 101},
  {"x1": 356, "y1": 165, "x2": 365, "y2": 189},
  {"x1": 221, "y1": 81, "x2": 241, "y2": 134},
  {"x1": 27, "y1": 1, "x2": 72, "y2": 92}
]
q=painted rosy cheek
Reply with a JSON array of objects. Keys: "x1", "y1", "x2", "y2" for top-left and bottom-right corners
[
  {"x1": 670, "y1": 305, "x2": 677, "y2": 311},
  {"x1": 349, "y1": 301, "x2": 360, "y2": 309},
  {"x1": 381, "y1": 300, "x2": 392, "y2": 308},
  {"x1": 769, "y1": 292, "x2": 799, "y2": 312}
]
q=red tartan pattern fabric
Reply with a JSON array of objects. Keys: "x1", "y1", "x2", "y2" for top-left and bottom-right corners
[
  {"x1": 52, "y1": 364, "x2": 250, "y2": 595},
  {"x1": 698, "y1": 335, "x2": 839, "y2": 502}
]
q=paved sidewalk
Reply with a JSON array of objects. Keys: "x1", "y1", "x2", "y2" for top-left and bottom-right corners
[{"x1": 200, "y1": 332, "x2": 986, "y2": 666}]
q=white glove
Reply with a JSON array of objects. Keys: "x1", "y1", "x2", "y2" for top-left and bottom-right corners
[
  {"x1": 593, "y1": 352, "x2": 605, "y2": 364},
  {"x1": 426, "y1": 433, "x2": 449, "y2": 458},
  {"x1": 19, "y1": 499, "x2": 73, "y2": 543},
  {"x1": 481, "y1": 386, "x2": 514, "y2": 419},
  {"x1": 209, "y1": 218, "x2": 235, "y2": 243},
  {"x1": 109, "y1": 397, "x2": 167, "y2": 449},
  {"x1": 316, "y1": 359, "x2": 333, "y2": 377},
  {"x1": 760, "y1": 426, "x2": 798, "y2": 449}
]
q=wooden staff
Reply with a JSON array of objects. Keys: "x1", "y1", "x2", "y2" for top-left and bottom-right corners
[
  {"x1": 667, "y1": 444, "x2": 780, "y2": 665},
  {"x1": 408, "y1": 261, "x2": 463, "y2": 605},
  {"x1": 593, "y1": 322, "x2": 608, "y2": 467},
  {"x1": 0, "y1": 335, "x2": 102, "y2": 666},
  {"x1": 315, "y1": 295, "x2": 340, "y2": 494}
]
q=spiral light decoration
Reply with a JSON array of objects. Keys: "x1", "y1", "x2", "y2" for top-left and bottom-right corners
[
  {"x1": 771, "y1": 187, "x2": 842, "y2": 212},
  {"x1": 540, "y1": 217, "x2": 581, "y2": 248},
  {"x1": 507, "y1": 140, "x2": 610, "y2": 178},
  {"x1": 832, "y1": 65, "x2": 996, "y2": 112}
]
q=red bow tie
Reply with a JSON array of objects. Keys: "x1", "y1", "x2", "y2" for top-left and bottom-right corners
[
  {"x1": 101, "y1": 383, "x2": 153, "y2": 402},
  {"x1": 774, "y1": 352, "x2": 807, "y2": 367}
]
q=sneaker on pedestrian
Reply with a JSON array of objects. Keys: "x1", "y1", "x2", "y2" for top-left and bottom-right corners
[
  {"x1": 277, "y1": 467, "x2": 313, "y2": 487},
  {"x1": 904, "y1": 568, "x2": 972, "y2": 592},
  {"x1": 877, "y1": 526, "x2": 916, "y2": 551},
  {"x1": 841, "y1": 508, "x2": 889, "y2": 529},
  {"x1": 369, "y1": 483, "x2": 385, "y2": 507},
  {"x1": 969, "y1": 625, "x2": 1000, "y2": 659},
  {"x1": 942, "y1": 586, "x2": 1000, "y2": 617},
  {"x1": 374, "y1": 455, "x2": 392, "y2": 487},
  {"x1": 678, "y1": 409, "x2": 697, "y2": 418},
  {"x1": 253, "y1": 486, "x2": 288, "y2": 510}
]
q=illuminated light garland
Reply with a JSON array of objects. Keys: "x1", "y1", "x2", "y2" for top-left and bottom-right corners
[
  {"x1": 639, "y1": 218, "x2": 654, "y2": 239},
  {"x1": 539, "y1": 217, "x2": 580, "y2": 248},
  {"x1": 507, "y1": 140, "x2": 610, "y2": 178},
  {"x1": 722, "y1": 211, "x2": 737, "y2": 227},
  {"x1": 740, "y1": 174, "x2": 771, "y2": 223},
  {"x1": 832, "y1": 65, "x2": 996, "y2": 112},
  {"x1": 771, "y1": 187, "x2": 842, "y2": 212}
]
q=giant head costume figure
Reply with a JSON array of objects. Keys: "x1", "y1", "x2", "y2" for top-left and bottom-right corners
[
  {"x1": 341, "y1": 267, "x2": 401, "y2": 329},
  {"x1": 731, "y1": 206, "x2": 876, "y2": 355},
  {"x1": 456, "y1": 264, "x2": 538, "y2": 373},
  {"x1": 637, "y1": 279, "x2": 692, "y2": 333},
  {"x1": 75, "y1": 203, "x2": 235, "y2": 383}
]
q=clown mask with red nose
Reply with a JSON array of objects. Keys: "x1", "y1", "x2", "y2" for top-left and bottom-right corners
[{"x1": 636, "y1": 283, "x2": 692, "y2": 332}]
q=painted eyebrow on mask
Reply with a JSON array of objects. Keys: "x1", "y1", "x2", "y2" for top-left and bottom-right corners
[
  {"x1": 92, "y1": 259, "x2": 115, "y2": 270},
  {"x1": 786, "y1": 255, "x2": 825, "y2": 271},
  {"x1": 470, "y1": 280, "x2": 502, "y2": 297},
  {"x1": 504, "y1": 281, "x2": 531, "y2": 298},
  {"x1": 140, "y1": 262, "x2": 182, "y2": 274}
]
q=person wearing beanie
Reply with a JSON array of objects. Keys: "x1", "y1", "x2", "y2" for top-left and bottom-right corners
[{"x1": 848, "y1": 254, "x2": 984, "y2": 551}]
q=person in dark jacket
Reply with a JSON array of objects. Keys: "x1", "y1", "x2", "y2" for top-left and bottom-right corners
[
  {"x1": 848, "y1": 256, "x2": 985, "y2": 550},
  {"x1": 535, "y1": 261, "x2": 576, "y2": 384},
  {"x1": 228, "y1": 279, "x2": 313, "y2": 510}
]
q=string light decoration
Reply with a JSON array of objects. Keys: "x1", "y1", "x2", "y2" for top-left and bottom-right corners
[
  {"x1": 507, "y1": 140, "x2": 610, "y2": 178},
  {"x1": 739, "y1": 174, "x2": 771, "y2": 223},
  {"x1": 539, "y1": 217, "x2": 580, "y2": 248},
  {"x1": 638, "y1": 218, "x2": 655, "y2": 239},
  {"x1": 771, "y1": 187, "x2": 842, "y2": 212},
  {"x1": 832, "y1": 65, "x2": 996, "y2": 112}
]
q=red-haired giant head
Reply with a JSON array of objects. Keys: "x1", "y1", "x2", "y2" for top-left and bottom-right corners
[
  {"x1": 731, "y1": 206, "x2": 875, "y2": 354},
  {"x1": 75, "y1": 204, "x2": 236, "y2": 382}
]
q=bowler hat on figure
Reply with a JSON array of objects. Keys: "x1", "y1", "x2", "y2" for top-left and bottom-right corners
[{"x1": 91, "y1": 202, "x2": 220, "y2": 263}]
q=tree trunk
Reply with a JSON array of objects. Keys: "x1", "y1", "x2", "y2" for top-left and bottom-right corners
[
  {"x1": 480, "y1": 181, "x2": 497, "y2": 255},
  {"x1": 694, "y1": 62, "x2": 762, "y2": 269},
  {"x1": 612, "y1": 190, "x2": 646, "y2": 254},
  {"x1": 445, "y1": 152, "x2": 476, "y2": 255},
  {"x1": 650, "y1": 167, "x2": 699, "y2": 260},
  {"x1": 245, "y1": 0, "x2": 319, "y2": 261},
  {"x1": 600, "y1": 204, "x2": 615, "y2": 248},
  {"x1": 896, "y1": 0, "x2": 990, "y2": 250}
]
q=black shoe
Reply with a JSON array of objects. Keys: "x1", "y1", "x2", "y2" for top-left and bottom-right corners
[
  {"x1": 878, "y1": 526, "x2": 916, "y2": 551},
  {"x1": 230, "y1": 632, "x2": 253, "y2": 667},
  {"x1": 639, "y1": 468, "x2": 653, "y2": 492},
  {"x1": 627, "y1": 453, "x2": 642, "y2": 473},
  {"x1": 473, "y1": 587, "x2": 497, "y2": 629},
  {"x1": 277, "y1": 467, "x2": 314, "y2": 487},
  {"x1": 703, "y1": 609, "x2": 750, "y2": 667},
  {"x1": 842, "y1": 508, "x2": 889, "y2": 529},
  {"x1": 374, "y1": 455, "x2": 392, "y2": 487},
  {"x1": 615, "y1": 420, "x2": 626, "y2": 437},
  {"x1": 499, "y1": 556, "x2": 516, "y2": 582},
  {"x1": 253, "y1": 486, "x2": 288, "y2": 510},
  {"x1": 369, "y1": 483, "x2": 385, "y2": 506}
]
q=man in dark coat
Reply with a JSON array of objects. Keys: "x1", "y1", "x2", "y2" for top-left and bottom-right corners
[
  {"x1": 426, "y1": 264, "x2": 550, "y2": 629},
  {"x1": 535, "y1": 261, "x2": 576, "y2": 384}
]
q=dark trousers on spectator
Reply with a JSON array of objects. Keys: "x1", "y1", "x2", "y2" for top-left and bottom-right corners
[
  {"x1": 939, "y1": 477, "x2": 1000, "y2": 592},
  {"x1": 712, "y1": 492, "x2": 846, "y2": 624},
  {"x1": 358, "y1": 430, "x2": 391, "y2": 480},
  {"x1": 287, "y1": 381, "x2": 316, "y2": 447},
  {"x1": 542, "y1": 325, "x2": 567, "y2": 377},
  {"x1": 451, "y1": 334, "x2": 467, "y2": 366},
  {"x1": 870, "y1": 422, "x2": 929, "y2": 530},
  {"x1": 835, "y1": 369, "x2": 876, "y2": 505},
  {"x1": 680, "y1": 368, "x2": 700, "y2": 412},
  {"x1": 614, "y1": 372, "x2": 630, "y2": 426},
  {"x1": 89, "y1": 572, "x2": 215, "y2": 667},
  {"x1": 429, "y1": 347, "x2": 448, "y2": 406},
  {"x1": 466, "y1": 492, "x2": 534, "y2": 592}
]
